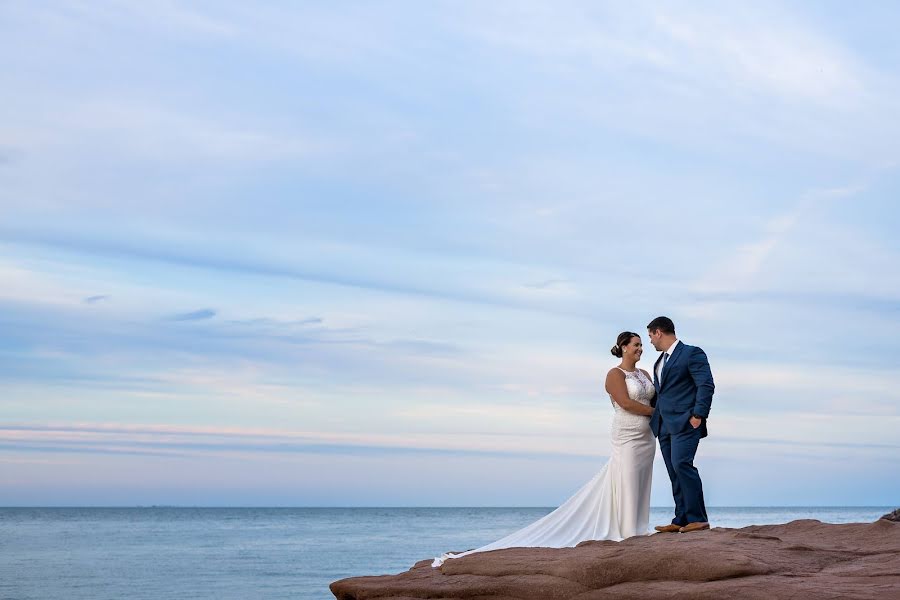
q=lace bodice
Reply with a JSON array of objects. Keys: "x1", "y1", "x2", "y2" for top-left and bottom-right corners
[
  {"x1": 613, "y1": 368, "x2": 654, "y2": 405},
  {"x1": 609, "y1": 368, "x2": 655, "y2": 430}
]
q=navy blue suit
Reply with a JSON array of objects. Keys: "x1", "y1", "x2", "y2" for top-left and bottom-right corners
[{"x1": 650, "y1": 341, "x2": 714, "y2": 526}]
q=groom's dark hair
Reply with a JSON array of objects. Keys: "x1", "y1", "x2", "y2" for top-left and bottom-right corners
[{"x1": 647, "y1": 316, "x2": 676, "y2": 335}]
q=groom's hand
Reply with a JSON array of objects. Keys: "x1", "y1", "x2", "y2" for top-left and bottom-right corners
[{"x1": 689, "y1": 416, "x2": 702, "y2": 429}]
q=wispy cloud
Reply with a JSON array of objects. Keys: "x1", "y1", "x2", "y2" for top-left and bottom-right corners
[
  {"x1": 648, "y1": 5, "x2": 866, "y2": 107},
  {"x1": 691, "y1": 182, "x2": 869, "y2": 296},
  {"x1": 522, "y1": 278, "x2": 569, "y2": 290},
  {"x1": 0, "y1": 423, "x2": 606, "y2": 461},
  {"x1": 0, "y1": 228, "x2": 597, "y2": 318},
  {"x1": 450, "y1": 1, "x2": 899, "y2": 160},
  {"x1": 169, "y1": 308, "x2": 216, "y2": 322},
  {"x1": 3, "y1": 100, "x2": 322, "y2": 167},
  {"x1": 5, "y1": 421, "x2": 896, "y2": 465},
  {"x1": 71, "y1": 1, "x2": 240, "y2": 38}
]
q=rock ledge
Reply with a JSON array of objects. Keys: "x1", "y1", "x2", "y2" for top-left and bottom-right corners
[{"x1": 331, "y1": 518, "x2": 900, "y2": 599}]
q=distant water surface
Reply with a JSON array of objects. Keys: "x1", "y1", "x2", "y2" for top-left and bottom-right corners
[{"x1": 0, "y1": 506, "x2": 892, "y2": 600}]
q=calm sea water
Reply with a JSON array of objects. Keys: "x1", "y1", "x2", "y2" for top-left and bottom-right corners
[{"x1": 0, "y1": 506, "x2": 892, "y2": 600}]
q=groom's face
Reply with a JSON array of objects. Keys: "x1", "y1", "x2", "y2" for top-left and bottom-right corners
[{"x1": 647, "y1": 328, "x2": 662, "y2": 351}]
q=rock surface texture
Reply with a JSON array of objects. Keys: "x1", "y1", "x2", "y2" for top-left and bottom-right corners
[{"x1": 331, "y1": 518, "x2": 900, "y2": 599}]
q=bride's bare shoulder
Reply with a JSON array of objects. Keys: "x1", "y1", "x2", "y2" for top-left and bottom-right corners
[
  {"x1": 606, "y1": 367, "x2": 625, "y2": 376},
  {"x1": 605, "y1": 367, "x2": 626, "y2": 383}
]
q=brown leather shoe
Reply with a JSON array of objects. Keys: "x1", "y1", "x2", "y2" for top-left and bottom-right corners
[
  {"x1": 654, "y1": 524, "x2": 682, "y2": 533},
  {"x1": 679, "y1": 522, "x2": 710, "y2": 533}
]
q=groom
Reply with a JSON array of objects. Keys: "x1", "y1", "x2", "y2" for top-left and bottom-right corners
[{"x1": 647, "y1": 316, "x2": 714, "y2": 533}]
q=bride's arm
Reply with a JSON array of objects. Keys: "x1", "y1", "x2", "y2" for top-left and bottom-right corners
[{"x1": 605, "y1": 370, "x2": 654, "y2": 416}]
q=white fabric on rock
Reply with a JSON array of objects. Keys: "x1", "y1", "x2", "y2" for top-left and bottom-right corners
[{"x1": 432, "y1": 368, "x2": 656, "y2": 568}]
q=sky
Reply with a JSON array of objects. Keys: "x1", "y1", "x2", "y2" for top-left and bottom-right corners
[{"x1": 1, "y1": 1, "x2": 899, "y2": 507}]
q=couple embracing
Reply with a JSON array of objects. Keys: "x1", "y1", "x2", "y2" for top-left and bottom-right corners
[{"x1": 433, "y1": 316, "x2": 714, "y2": 568}]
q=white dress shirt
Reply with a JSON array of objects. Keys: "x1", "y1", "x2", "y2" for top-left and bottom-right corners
[{"x1": 656, "y1": 338, "x2": 680, "y2": 383}]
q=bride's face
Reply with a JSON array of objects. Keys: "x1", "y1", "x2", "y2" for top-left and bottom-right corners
[{"x1": 624, "y1": 336, "x2": 643, "y2": 361}]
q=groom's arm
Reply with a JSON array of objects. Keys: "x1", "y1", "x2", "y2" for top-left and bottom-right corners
[{"x1": 688, "y1": 347, "x2": 714, "y2": 418}]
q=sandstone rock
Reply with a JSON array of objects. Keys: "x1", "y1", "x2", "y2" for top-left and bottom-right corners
[{"x1": 331, "y1": 518, "x2": 900, "y2": 599}]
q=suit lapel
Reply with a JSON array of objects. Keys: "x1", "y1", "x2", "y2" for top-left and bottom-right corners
[
  {"x1": 660, "y1": 342, "x2": 686, "y2": 389},
  {"x1": 653, "y1": 353, "x2": 663, "y2": 391}
]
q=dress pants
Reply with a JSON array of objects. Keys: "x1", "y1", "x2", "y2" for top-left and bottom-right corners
[{"x1": 658, "y1": 421, "x2": 708, "y2": 526}]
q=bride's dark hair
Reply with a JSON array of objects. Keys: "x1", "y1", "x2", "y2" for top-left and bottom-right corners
[{"x1": 610, "y1": 331, "x2": 638, "y2": 358}]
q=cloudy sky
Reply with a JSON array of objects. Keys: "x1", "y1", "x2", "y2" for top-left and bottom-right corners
[{"x1": 2, "y1": 1, "x2": 898, "y2": 507}]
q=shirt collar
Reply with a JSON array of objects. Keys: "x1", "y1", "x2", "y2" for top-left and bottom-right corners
[{"x1": 665, "y1": 338, "x2": 680, "y2": 357}]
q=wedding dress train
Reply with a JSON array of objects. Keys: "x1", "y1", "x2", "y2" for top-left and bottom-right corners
[{"x1": 433, "y1": 368, "x2": 656, "y2": 567}]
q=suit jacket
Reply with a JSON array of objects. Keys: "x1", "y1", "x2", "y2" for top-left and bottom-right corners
[{"x1": 650, "y1": 342, "x2": 714, "y2": 438}]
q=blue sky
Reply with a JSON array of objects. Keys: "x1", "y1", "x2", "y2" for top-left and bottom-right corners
[{"x1": 1, "y1": 1, "x2": 898, "y2": 507}]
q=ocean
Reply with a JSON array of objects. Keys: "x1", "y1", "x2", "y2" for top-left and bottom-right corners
[{"x1": 0, "y1": 506, "x2": 892, "y2": 600}]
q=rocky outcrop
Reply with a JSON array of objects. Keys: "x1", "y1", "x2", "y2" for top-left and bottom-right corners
[
  {"x1": 881, "y1": 508, "x2": 900, "y2": 522},
  {"x1": 331, "y1": 517, "x2": 900, "y2": 599}
]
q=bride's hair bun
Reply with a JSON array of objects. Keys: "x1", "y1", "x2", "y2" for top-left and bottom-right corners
[{"x1": 610, "y1": 344, "x2": 623, "y2": 358}]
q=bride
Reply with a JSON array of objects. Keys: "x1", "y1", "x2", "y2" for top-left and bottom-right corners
[{"x1": 432, "y1": 331, "x2": 656, "y2": 567}]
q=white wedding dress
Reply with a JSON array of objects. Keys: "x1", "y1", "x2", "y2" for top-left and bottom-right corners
[{"x1": 433, "y1": 367, "x2": 656, "y2": 568}]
